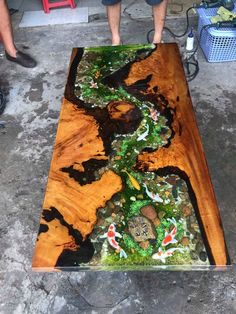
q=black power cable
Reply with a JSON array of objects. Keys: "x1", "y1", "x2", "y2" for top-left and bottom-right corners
[
  {"x1": 147, "y1": 6, "x2": 195, "y2": 43},
  {"x1": 147, "y1": 6, "x2": 200, "y2": 82},
  {"x1": 146, "y1": 5, "x2": 234, "y2": 81},
  {"x1": 164, "y1": 6, "x2": 195, "y2": 38},
  {"x1": 182, "y1": 23, "x2": 220, "y2": 81}
]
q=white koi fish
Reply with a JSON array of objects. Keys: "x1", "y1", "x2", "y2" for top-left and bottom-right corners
[
  {"x1": 100, "y1": 224, "x2": 127, "y2": 258},
  {"x1": 152, "y1": 247, "x2": 185, "y2": 263},
  {"x1": 143, "y1": 183, "x2": 163, "y2": 203},
  {"x1": 137, "y1": 124, "x2": 149, "y2": 141}
]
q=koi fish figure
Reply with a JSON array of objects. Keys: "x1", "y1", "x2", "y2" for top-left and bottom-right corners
[
  {"x1": 122, "y1": 170, "x2": 140, "y2": 191},
  {"x1": 100, "y1": 224, "x2": 127, "y2": 258},
  {"x1": 149, "y1": 108, "x2": 159, "y2": 122},
  {"x1": 90, "y1": 80, "x2": 98, "y2": 89},
  {"x1": 137, "y1": 124, "x2": 149, "y2": 141},
  {"x1": 162, "y1": 217, "x2": 178, "y2": 247},
  {"x1": 143, "y1": 104, "x2": 159, "y2": 122},
  {"x1": 143, "y1": 183, "x2": 163, "y2": 203},
  {"x1": 152, "y1": 247, "x2": 185, "y2": 263}
]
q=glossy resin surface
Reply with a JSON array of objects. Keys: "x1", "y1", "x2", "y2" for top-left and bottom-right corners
[{"x1": 32, "y1": 44, "x2": 230, "y2": 271}]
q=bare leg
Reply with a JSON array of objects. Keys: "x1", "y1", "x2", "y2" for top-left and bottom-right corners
[
  {"x1": 152, "y1": 0, "x2": 168, "y2": 44},
  {"x1": 106, "y1": 2, "x2": 121, "y2": 45},
  {"x1": 0, "y1": 0, "x2": 17, "y2": 57}
]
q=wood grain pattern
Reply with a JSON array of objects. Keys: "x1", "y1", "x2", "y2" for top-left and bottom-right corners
[
  {"x1": 32, "y1": 44, "x2": 229, "y2": 270},
  {"x1": 32, "y1": 99, "x2": 123, "y2": 268},
  {"x1": 125, "y1": 44, "x2": 228, "y2": 265}
]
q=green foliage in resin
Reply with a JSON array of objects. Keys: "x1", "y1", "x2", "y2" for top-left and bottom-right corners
[
  {"x1": 75, "y1": 44, "x2": 155, "y2": 106},
  {"x1": 123, "y1": 234, "x2": 153, "y2": 257},
  {"x1": 102, "y1": 249, "x2": 193, "y2": 266},
  {"x1": 157, "y1": 203, "x2": 182, "y2": 219},
  {"x1": 74, "y1": 44, "x2": 209, "y2": 267},
  {"x1": 127, "y1": 200, "x2": 152, "y2": 218}
]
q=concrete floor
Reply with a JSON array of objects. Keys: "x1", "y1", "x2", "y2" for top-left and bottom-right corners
[{"x1": 0, "y1": 3, "x2": 236, "y2": 314}]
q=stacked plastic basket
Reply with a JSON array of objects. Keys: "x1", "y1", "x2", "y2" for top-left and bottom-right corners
[{"x1": 197, "y1": 5, "x2": 236, "y2": 62}]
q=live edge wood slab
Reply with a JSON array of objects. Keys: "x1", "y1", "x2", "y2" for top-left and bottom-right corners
[{"x1": 32, "y1": 43, "x2": 230, "y2": 271}]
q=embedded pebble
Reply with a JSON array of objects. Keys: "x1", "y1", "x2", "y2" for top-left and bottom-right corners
[
  {"x1": 158, "y1": 211, "x2": 166, "y2": 219},
  {"x1": 190, "y1": 251, "x2": 199, "y2": 260},
  {"x1": 199, "y1": 251, "x2": 207, "y2": 262},
  {"x1": 181, "y1": 237, "x2": 190, "y2": 246},
  {"x1": 191, "y1": 222, "x2": 199, "y2": 232},
  {"x1": 137, "y1": 194, "x2": 144, "y2": 199},
  {"x1": 182, "y1": 206, "x2": 192, "y2": 217},
  {"x1": 188, "y1": 226, "x2": 197, "y2": 236},
  {"x1": 153, "y1": 217, "x2": 161, "y2": 226},
  {"x1": 108, "y1": 201, "x2": 115, "y2": 209},
  {"x1": 172, "y1": 186, "x2": 178, "y2": 198},
  {"x1": 195, "y1": 242, "x2": 204, "y2": 254},
  {"x1": 141, "y1": 205, "x2": 157, "y2": 220},
  {"x1": 165, "y1": 177, "x2": 177, "y2": 185},
  {"x1": 128, "y1": 216, "x2": 156, "y2": 242},
  {"x1": 139, "y1": 240, "x2": 150, "y2": 250}
]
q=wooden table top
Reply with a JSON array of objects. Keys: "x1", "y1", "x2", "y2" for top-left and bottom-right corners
[{"x1": 32, "y1": 43, "x2": 230, "y2": 271}]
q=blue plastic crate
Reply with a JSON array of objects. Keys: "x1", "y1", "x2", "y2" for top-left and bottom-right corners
[{"x1": 197, "y1": 5, "x2": 236, "y2": 62}]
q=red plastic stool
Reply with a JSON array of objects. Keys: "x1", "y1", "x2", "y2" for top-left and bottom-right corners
[{"x1": 42, "y1": 0, "x2": 76, "y2": 14}]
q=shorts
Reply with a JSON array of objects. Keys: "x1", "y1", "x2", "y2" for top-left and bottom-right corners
[{"x1": 102, "y1": 0, "x2": 163, "y2": 6}]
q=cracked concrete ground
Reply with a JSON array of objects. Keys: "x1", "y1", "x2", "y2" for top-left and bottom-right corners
[{"x1": 0, "y1": 5, "x2": 236, "y2": 314}]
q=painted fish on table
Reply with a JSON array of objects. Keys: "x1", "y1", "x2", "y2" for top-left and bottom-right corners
[
  {"x1": 143, "y1": 183, "x2": 163, "y2": 203},
  {"x1": 149, "y1": 108, "x2": 160, "y2": 121},
  {"x1": 89, "y1": 80, "x2": 98, "y2": 89},
  {"x1": 100, "y1": 224, "x2": 127, "y2": 258},
  {"x1": 143, "y1": 104, "x2": 160, "y2": 122},
  {"x1": 162, "y1": 217, "x2": 178, "y2": 247},
  {"x1": 137, "y1": 124, "x2": 149, "y2": 141},
  {"x1": 122, "y1": 170, "x2": 140, "y2": 191},
  {"x1": 152, "y1": 247, "x2": 185, "y2": 263}
]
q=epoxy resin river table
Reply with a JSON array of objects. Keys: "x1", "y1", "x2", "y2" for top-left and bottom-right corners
[{"x1": 32, "y1": 43, "x2": 230, "y2": 271}]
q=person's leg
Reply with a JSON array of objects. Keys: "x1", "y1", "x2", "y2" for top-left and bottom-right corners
[
  {"x1": 0, "y1": 0, "x2": 17, "y2": 57},
  {"x1": 146, "y1": 0, "x2": 168, "y2": 43},
  {"x1": 102, "y1": 0, "x2": 122, "y2": 45},
  {"x1": 0, "y1": 0, "x2": 36, "y2": 67}
]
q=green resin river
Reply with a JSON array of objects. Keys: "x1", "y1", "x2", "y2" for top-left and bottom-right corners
[{"x1": 72, "y1": 44, "x2": 210, "y2": 267}]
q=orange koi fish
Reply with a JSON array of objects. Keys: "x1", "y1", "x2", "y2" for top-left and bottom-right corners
[
  {"x1": 162, "y1": 218, "x2": 178, "y2": 246},
  {"x1": 100, "y1": 224, "x2": 127, "y2": 258},
  {"x1": 149, "y1": 108, "x2": 159, "y2": 121}
]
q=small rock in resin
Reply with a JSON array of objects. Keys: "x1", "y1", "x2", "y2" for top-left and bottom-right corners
[
  {"x1": 141, "y1": 204, "x2": 157, "y2": 220},
  {"x1": 128, "y1": 216, "x2": 156, "y2": 242}
]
